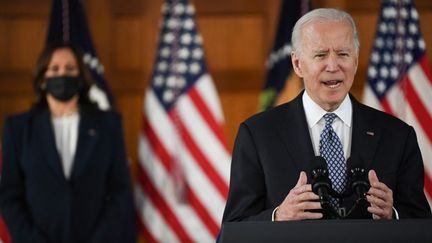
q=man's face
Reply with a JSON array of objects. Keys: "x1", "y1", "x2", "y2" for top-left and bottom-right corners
[{"x1": 291, "y1": 20, "x2": 358, "y2": 111}]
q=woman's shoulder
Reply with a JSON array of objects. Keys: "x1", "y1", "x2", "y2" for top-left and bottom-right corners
[
  {"x1": 2, "y1": 109, "x2": 47, "y2": 136},
  {"x1": 5, "y1": 109, "x2": 40, "y2": 124}
]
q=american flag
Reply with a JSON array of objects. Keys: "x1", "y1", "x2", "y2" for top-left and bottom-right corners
[
  {"x1": 363, "y1": 0, "x2": 432, "y2": 208},
  {"x1": 46, "y1": 0, "x2": 113, "y2": 110},
  {"x1": 136, "y1": 0, "x2": 230, "y2": 242},
  {"x1": 259, "y1": 0, "x2": 309, "y2": 111}
]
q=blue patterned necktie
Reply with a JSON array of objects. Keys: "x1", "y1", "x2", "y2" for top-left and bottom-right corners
[{"x1": 319, "y1": 113, "x2": 347, "y2": 208}]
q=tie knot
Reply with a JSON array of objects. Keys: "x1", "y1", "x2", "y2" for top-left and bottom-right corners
[{"x1": 323, "y1": 113, "x2": 337, "y2": 125}]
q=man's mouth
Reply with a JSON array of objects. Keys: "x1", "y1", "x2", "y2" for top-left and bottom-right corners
[{"x1": 322, "y1": 80, "x2": 342, "y2": 88}]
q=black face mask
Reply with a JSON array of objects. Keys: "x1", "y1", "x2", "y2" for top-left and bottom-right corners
[{"x1": 45, "y1": 76, "x2": 82, "y2": 102}]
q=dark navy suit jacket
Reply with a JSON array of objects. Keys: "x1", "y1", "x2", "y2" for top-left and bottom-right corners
[
  {"x1": 0, "y1": 106, "x2": 136, "y2": 243},
  {"x1": 222, "y1": 92, "x2": 431, "y2": 222}
]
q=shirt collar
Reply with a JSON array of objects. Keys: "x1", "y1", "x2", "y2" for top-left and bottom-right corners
[{"x1": 302, "y1": 90, "x2": 352, "y2": 128}]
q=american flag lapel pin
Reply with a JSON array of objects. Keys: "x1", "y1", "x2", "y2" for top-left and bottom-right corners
[
  {"x1": 88, "y1": 129, "x2": 96, "y2": 137},
  {"x1": 366, "y1": 131, "x2": 374, "y2": 136}
]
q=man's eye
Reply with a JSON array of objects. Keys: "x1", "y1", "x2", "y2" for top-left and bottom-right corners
[{"x1": 315, "y1": 54, "x2": 326, "y2": 58}]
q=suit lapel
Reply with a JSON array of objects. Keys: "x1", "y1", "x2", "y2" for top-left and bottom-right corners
[
  {"x1": 350, "y1": 96, "x2": 381, "y2": 170},
  {"x1": 71, "y1": 110, "x2": 99, "y2": 180},
  {"x1": 274, "y1": 93, "x2": 381, "y2": 174},
  {"x1": 276, "y1": 92, "x2": 316, "y2": 173},
  {"x1": 34, "y1": 109, "x2": 65, "y2": 181}
]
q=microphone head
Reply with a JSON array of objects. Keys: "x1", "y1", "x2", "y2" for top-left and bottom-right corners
[
  {"x1": 310, "y1": 156, "x2": 332, "y2": 195},
  {"x1": 310, "y1": 156, "x2": 327, "y2": 169},
  {"x1": 310, "y1": 156, "x2": 327, "y2": 177},
  {"x1": 347, "y1": 155, "x2": 370, "y2": 197},
  {"x1": 347, "y1": 155, "x2": 368, "y2": 180},
  {"x1": 347, "y1": 155, "x2": 363, "y2": 173}
]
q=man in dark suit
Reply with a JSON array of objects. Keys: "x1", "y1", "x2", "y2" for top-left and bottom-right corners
[{"x1": 222, "y1": 8, "x2": 431, "y2": 222}]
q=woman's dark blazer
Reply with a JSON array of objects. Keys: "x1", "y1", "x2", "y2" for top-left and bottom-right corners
[{"x1": 0, "y1": 106, "x2": 135, "y2": 243}]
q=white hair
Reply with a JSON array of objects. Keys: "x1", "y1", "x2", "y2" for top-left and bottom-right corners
[{"x1": 291, "y1": 8, "x2": 360, "y2": 56}]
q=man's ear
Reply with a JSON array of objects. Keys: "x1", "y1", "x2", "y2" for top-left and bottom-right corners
[{"x1": 291, "y1": 52, "x2": 302, "y2": 78}]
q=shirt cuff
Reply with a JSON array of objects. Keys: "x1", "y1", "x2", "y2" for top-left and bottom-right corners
[
  {"x1": 272, "y1": 206, "x2": 279, "y2": 221},
  {"x1": 392, "y1": 206, "x2": 399, "y2": 220}
]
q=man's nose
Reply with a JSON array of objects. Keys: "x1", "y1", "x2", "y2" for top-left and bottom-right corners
[{"x1": 325, "y1": 55, "x2": 340, "y2": 72}]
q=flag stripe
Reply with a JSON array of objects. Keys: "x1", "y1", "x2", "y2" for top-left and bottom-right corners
[
  {"x1": 177, "y1": 94, "x2": 230, "y2": 183},
  {"x1": 409, "y1": 59, "x2": 432, "y2": 115},
  {"x1": 195, "y1": 75, "x2": 225, "y2": 123},
  {"x1": 380, "y1": 95, "x2": 395, "y2": 115},
  {"x1": 419, "y1": 57, "x2": 432, "y2": 86},
  {"x1": 176, "y1": 136, "x2": 226, "y2": 223},
  {"x1": 140, "y1": 123, "x2": 219, "y2": 241},
  {"x1": 145, "y1": 90, "x2": 177, "y2": 158},
  {"x1": 362, "y1": 85, "x2": 382, "y2": 110},
  {"x1": 405, "y1": 77, "x2": 432, "y2": 144},
  {"x1": 135, "y1": 186, "x2": 180, "y2": 243},
  {"x1": 187, "y1": 187, "x2": 220, "y2": 237},
  {"x1": 189, "y1": 86, "x2": 230, "y2": 153},
  {"x1": 136, "y1": 210, "x2": 158, "y2": 243},
  {"x1": 169, "y1": 112, "x2": 229, "y2": 198},
  {"x1": 142, "y1": 117, "x2": 172, "y2": 171},
  {"x1": 137, "y1": 167, "x2": 193, "y2": 243},
  {"x1": 144, "y1": 94, "x2": 227, "y2": 218},
  {"x1": 403, "y1": 104, "x2": 432, "y2": 174}
]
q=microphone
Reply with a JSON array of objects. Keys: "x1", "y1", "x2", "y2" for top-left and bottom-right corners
[
  {"x1": 310, "y1": 156, "x2": 333, "y2": 205},
  {"x1": 347, "y1": 156, "x2": 370, "y2": 200}
]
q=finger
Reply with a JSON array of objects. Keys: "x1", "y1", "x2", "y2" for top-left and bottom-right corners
[
  {"x1": 297, "y1": 201, "x2": 322, "y2": 210},
  {"x1": 368, "y1": 170, "x2": 379, "y2": 186},
  {"x1": 295, "y1": 171, "x2": 308, "y2": 187},
  {"x1": 367, "y1": 188, "x2": 388, "y2": 199},
  {"x1": 291, "y1": 184, "x2": 313, "y2": 195},
  {"x1": 366, "y1": 195, "x2": 388, "y2": 208},
  {"x1": 369, "y1": 182, "x2": 392, "y2": 194},
  {"x1": 368, "y1": 206, "x2": 385, "y2": 218},
  {"x1": 367, "y1": 200, "x2": 382, "y2": 220},
  {"x1": 296, "y1": 191, "x2": 320, "y2": 202},
  {"x1": 298, "y1": 211, "x2": 323, "y2": 220},
  {"x1": 368, "y1": 188, "x2": 393, "y2": 207}
]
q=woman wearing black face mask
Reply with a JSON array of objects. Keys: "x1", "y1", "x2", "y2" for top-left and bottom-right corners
[{"x1": 0, "y1": 42, "x2": 136, "y2": 243}]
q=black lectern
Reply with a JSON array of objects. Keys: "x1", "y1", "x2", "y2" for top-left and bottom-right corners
[{"x1": 219, "y1": 219, "x2": 432, "y2": 243}]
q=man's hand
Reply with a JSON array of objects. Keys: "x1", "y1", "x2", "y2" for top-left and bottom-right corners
[
  {"x1": 366, "y1": 170, "x2": 394, "y2": 219},
  {"x1": 274, "y1": 171, "x2": 323, "y2": 221}
]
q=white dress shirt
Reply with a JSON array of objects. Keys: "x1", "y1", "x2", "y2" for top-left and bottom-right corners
[
  {"x1": 52, "y1": 112, "x2": 79, "y2": 179},
  {"x1": 302, "y1": 91, "x2": 352, "y2": 158}
]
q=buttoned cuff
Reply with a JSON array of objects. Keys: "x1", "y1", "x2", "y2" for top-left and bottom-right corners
[{"x1": 272, "y1": 206, "x2": 279, "y2": 221}]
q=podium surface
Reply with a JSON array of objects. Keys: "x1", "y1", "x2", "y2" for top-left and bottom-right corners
[{"x1": 220, "y1": 219, "x2": 432, "y2": 243}]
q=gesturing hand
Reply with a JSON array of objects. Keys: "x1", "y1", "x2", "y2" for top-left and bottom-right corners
[
  {"x1": 274, "y1": 171, "x2": 323, "y2": 221},
  {"x1": 367, "y1": 170, "x2": 394, "y2": 219}
]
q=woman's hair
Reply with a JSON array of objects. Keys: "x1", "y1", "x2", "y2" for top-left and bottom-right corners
[{"x1": 32, "y1": 42, "x2": 97, "y2": 110}]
